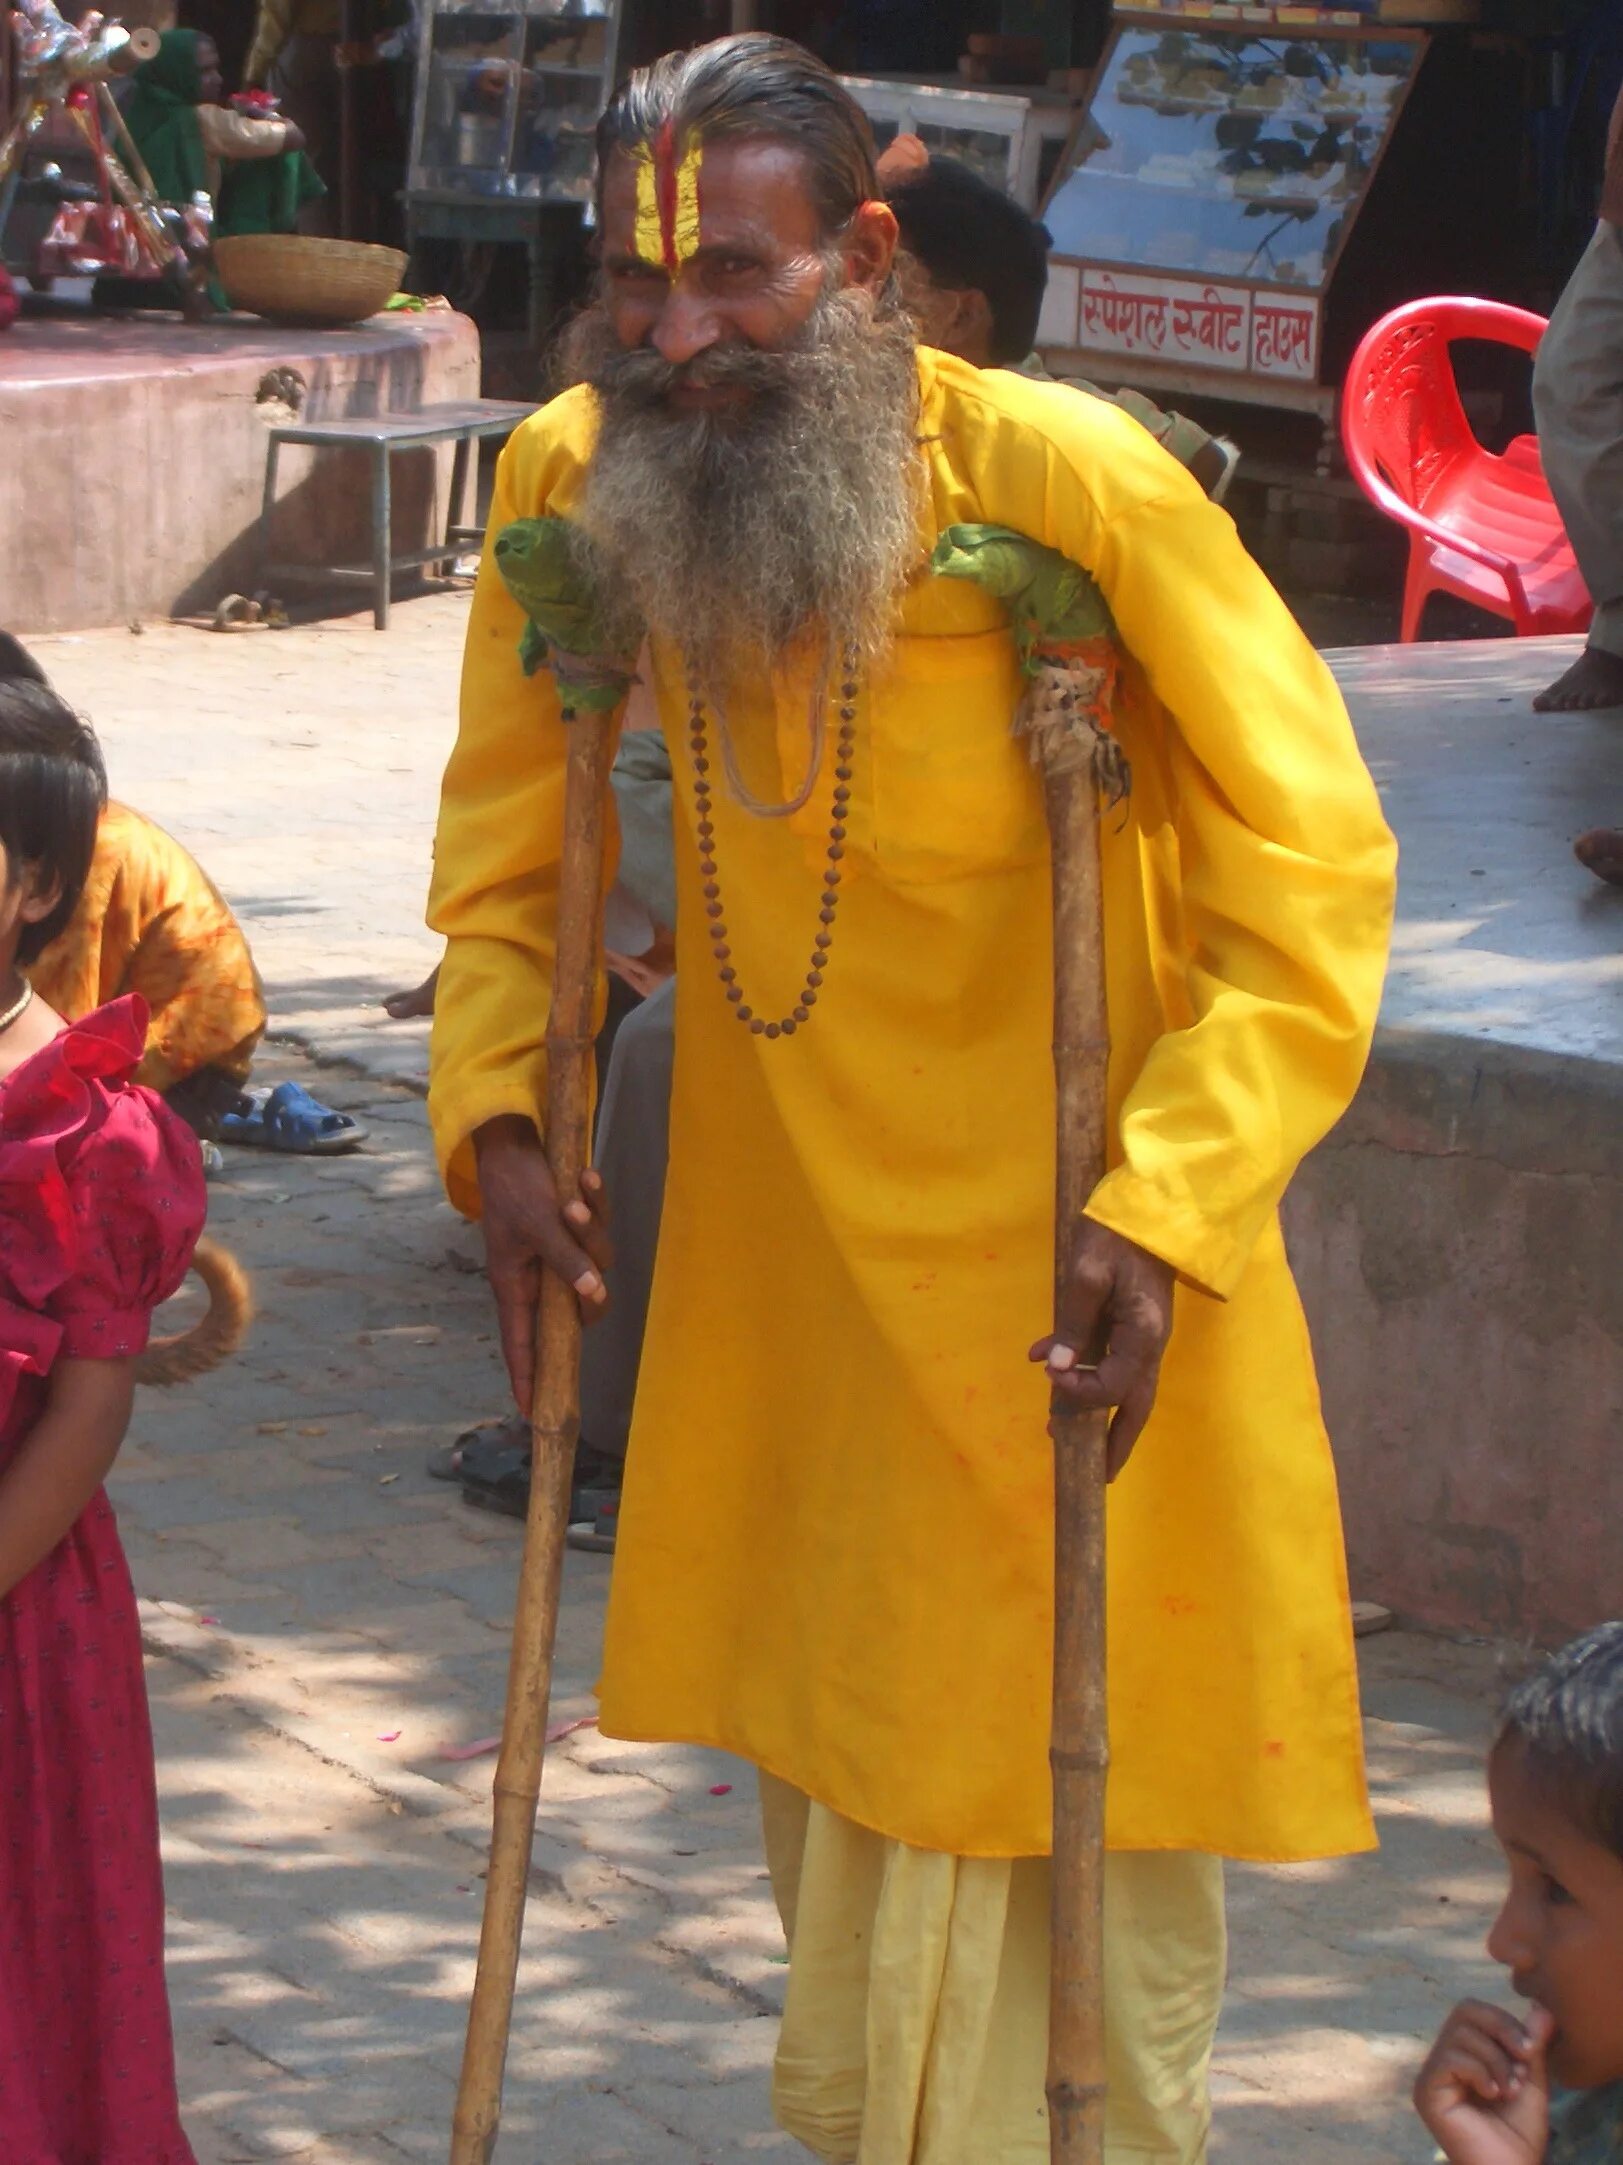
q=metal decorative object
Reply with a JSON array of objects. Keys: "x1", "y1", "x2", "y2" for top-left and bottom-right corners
[{"x1": 0, "y1": 0, "x2": 201, "y2": 283}]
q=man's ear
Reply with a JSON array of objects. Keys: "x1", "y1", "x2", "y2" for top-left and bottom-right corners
[
  {"x1": 844, "y1": 197, "x2": 899, "y2": 292},
  {"x1": 953, "y1": 287, "x2": 997, "y2": 368},
  {"x1": 925, "y1": 285, "x2": 997, "y2": 370}
]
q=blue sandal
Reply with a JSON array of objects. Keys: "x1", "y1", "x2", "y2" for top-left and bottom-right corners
[{"x1": 220, "y1": 1081, "x2": 368, "y2": 1156}]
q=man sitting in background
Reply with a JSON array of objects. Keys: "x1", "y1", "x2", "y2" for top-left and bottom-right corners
[{"x1": 879, "y1": 138, "x2": 1238, "y2": 501}]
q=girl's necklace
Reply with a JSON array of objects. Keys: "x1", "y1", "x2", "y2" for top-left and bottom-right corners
[
  {"x1": 687, "y1": 644, "x2": 858, "y2": 1039},
  {"x1": 0, "y1": 978, "x2": 32, "y2": 1036}
]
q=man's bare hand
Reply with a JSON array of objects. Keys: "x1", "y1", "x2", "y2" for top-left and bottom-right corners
[
  {"x1": 474, "y1": 1115, "x2": 612, "y2": 1411},
  {"x1": 1414, "y1": 2001, "x2": 1553, "y2": 2165},
  {"x1": 1029, "y1": 1219, "x2": 1173, "y2": 1479}
]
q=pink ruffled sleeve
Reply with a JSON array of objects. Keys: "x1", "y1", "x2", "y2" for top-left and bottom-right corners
[{"x1": 47, "y1": 1079, "x2": 207, "y2": 1362}]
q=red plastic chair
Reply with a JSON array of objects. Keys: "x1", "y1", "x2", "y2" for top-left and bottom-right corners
[{"x1": 1340, "y1": 296, "x2": 1593, "y2": 642}]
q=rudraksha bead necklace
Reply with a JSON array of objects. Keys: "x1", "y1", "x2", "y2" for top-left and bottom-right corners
[{"x1": 686, "y1": 647, "x2": 858, "y2": 1039}]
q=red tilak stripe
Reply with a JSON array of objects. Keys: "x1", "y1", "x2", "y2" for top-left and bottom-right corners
[{"x1": 654, "y1": 119, "x2": 680, "y2": 274}]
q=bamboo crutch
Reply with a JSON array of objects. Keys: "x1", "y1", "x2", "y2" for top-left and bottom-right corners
[
  {"x1": 1027, "y1": 668, "x2": 1114, "y2": 2165},
  {"x1": 932, "y1": 528, "x2": 1119, "y2": 2165},
  {"x1": 449, "y1": 698, "x2": 618, "y2": 2165}
]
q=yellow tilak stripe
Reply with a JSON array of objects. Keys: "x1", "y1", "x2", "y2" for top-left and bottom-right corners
[
  {"x1": 632, "y1": 136, "x2": 704, "y2": 269},
  {"x1": 634, "y1": 151, "x2": 663, "y2": 268},
  {"x1": 669, "y1": 142, "x2": 702, "y2": 264}
]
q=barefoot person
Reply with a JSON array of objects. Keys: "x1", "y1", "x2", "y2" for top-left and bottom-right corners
[
  {"x1": 1532, "y1": 82, "x2": 1623, "y2": 718},
  {"x1": 428, "y1": 36, "x2": 1396, "y2": 2159}
]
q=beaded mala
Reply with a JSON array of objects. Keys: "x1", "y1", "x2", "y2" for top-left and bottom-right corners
[{"x1": 686, "y1": 646, "x2": 858, "y2": 1039}]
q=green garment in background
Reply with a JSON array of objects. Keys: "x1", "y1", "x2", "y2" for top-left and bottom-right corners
[
  {"x1": 118, "y1": 25, "x2": 325, "y2": 237},
  {"x1": 216, "y1": 152, "x2": 325, "y2": 236},
  {"x1": 118, "y1": 29, "x2": 210, "y2": 202}
]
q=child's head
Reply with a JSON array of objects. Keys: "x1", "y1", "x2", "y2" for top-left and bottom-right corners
[
  {"x1": 1486, "y1": 1622, "x2": 1623, "y2": 2090},
  {"x1": 0, "y1": 668, "x2": 106, "y2": 972}
]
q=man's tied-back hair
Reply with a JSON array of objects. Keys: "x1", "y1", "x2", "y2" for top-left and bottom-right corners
[
  {"x1": 1499, "y1": 1621, "x2": 1623, "y2": 1859},
  {"x1": 595, "y1": 32, "x2": 880, "y2": 242}
]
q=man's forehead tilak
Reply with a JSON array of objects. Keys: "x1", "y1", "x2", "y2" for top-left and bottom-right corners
[{"x1": 632, "y1": 123, "x2": 704, "y2": 273}]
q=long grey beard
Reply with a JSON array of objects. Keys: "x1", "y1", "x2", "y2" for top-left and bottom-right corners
[{"x1": 562, "y1": 282, "x2": 924, "y2": 699}]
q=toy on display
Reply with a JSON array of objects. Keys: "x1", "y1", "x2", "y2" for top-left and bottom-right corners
[{"x1": 0, "y1": 0, "x2": 207, "y2": 285}]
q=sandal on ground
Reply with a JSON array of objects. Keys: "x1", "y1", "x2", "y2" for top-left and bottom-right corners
[
  {"x1": 452, "y1": 1422, "x2": 622, "y2": 1525},
  {"x1": 459, "y1": 1444, "x2": 533, "y2": 1518},
  {"x1": 427, "y1": 1414, "x2": 526, "y2": 1483},
  {"x1": 220, "y1": 1081, "x2": 368, "y2": 1155}
]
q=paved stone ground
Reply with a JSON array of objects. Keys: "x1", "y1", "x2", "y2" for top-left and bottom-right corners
[{"x1": 26, "y1": 605, "x2": 1524, "y2": 2163}]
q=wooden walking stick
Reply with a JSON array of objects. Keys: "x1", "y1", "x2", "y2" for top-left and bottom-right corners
[
  {"x1": 451, "y1": 519, "x2": 638, "y2": 2165},
  {"x1": 1030, "y1": 672, "x2": 1113, "y2": 2165},
  {"x1": 449, "y1": 699, "x2": 615, "y2": 2165},
  {"x1": 932, "y1": 528, "x2": 1122, "y2": 2165}
]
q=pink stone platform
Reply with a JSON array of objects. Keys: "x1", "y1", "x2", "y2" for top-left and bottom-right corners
[{"x1": 0, "y1": 302, "x2": 485, "y2": 632}]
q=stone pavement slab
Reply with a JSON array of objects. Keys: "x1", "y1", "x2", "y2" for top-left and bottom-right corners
[{"x1": 31, "y1": 606, "x2": 462, "y2": 1093}]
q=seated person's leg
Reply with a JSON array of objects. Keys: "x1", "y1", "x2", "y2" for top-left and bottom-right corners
[{"x1": 579, "y1": 975, "x2": 676, "y2": 1481}]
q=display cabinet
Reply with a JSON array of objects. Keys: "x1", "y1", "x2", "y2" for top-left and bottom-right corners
[
  {"x1": 407, "y1": 0, "x2": 619, "y2": 211},
  {"x1": 1038, "y1": 16, "x2": 1425, "y2": 411},
  {"x1": 839, "y1": 72, "x2": 1077, "y2": 212}
]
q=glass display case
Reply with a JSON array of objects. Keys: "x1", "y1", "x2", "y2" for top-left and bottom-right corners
[
  {"x1": 407, "y1": 0, "x2": 620, "y2": 210},
  {"x1": 1038, "y1": 16, "x2": 1424, "y2": 405},
  {"x1": 839, "y1": 74, "x2": 1078, "y2": 212}
]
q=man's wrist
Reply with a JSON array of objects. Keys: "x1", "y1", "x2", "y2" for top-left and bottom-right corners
[{"x1": 473, "y1": 1112, "x2": 542, "y2": 1162}]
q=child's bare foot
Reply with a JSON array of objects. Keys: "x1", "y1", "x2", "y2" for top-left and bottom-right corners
[
  {"x1": 1533, "y1": 646, "x2": 1623, "y2": 712},
  {"x1": 1574, "y1": 828, "x2": 1623, "y2": 886},
  {"x1": 383, "y1": 965, "x2": 439, "y2": 1020}
]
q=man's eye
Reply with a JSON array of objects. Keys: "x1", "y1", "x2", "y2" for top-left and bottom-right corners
[
  {"x1": 1543, "y1": 1873, "x2": 1574, "y2": 1905},
  {"x1": 712, "y1": 257, "x2": 760, "y2": 279}
]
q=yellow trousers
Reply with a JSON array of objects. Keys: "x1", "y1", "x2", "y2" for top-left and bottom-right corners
[{"x1": 761, "y1": 1776, "x2": 1226, "y2": 2165}]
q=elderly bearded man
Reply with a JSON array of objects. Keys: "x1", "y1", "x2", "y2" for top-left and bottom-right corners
[{"x1": 429, "y1": 34, "x2": 1395, "y2": 2164}]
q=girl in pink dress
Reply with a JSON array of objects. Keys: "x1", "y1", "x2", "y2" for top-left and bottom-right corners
[{"x1": 0, "y1": 673, "x2": 206, "y2": 2162}]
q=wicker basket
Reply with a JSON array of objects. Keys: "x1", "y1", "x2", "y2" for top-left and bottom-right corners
[{"x1": 213, "y1": 235, "x2": 408, "y2": 327}]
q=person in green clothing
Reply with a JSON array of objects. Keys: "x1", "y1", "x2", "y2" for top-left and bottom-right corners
[
  {"x1": 1415, "y1": 1623, "x2": 1623, "y2": 2164},
  {"x1": 98, "y1": 28, "x2": 324, "y2": 313}
]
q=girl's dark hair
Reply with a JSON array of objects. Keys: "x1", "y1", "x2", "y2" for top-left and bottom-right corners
[
  {"x1": 596, "y1": 32, "x2": 879, "y2": 241},
  {"x1": 1498, "y1": 1622, "x2": 1623, "y2": 1860},
  {"x1": 0, "y1": 675, "x2": 107, "y2": 965},
  {"x1": 885, "y1": 154, "x2": 1052, "y2": 365}
]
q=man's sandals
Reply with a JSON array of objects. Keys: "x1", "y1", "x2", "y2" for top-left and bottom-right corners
[{"x1": 428, "y1": 1415, "x2": 622, "y2": 1548}]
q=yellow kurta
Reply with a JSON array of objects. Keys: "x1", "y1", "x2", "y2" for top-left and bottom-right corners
[{"x1": 428, "y1": 348, "x2": 1396, "y2": 1863}]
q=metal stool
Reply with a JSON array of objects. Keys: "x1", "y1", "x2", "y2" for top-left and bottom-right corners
[{"x1": 260, "y1": 398, "x2": 536, "y2": 630}]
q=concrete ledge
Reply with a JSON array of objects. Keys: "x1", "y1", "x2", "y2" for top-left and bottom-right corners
[
  {"x1": 1289, "y1": 1031, "x2": 1622, "y2": 1641},
  {"x1": 1298, "y1": 636, "x2": 1623, "y2": 1643},
  {"x1": 0, "y1": 306, "x2": 483, "y2": 632}
]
